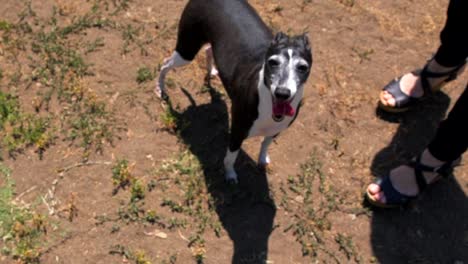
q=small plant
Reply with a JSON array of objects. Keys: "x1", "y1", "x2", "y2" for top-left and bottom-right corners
[
  {"x1": 136, "y1": 66, "x2": 153, "y2": 83},
  {"x1": 161, "y1": 254, "x2": 177, "y2": 264},
  {"x1": 351, "y1": 47, "x2": 374, "y2": 63},
  {"x1": 109, "y1": 245, "x2": 152, "y2": 264},
  {"x1": 335, "y1": 233, "x2": 362, "y2": 263},
  {"x1": 191, "y1": 246, "x2": 206, "y2": 264},
  {"x1": 121, "y1": 24, "x2": 149, "y2": 55},
  {"x1": 281, "y1": 150, "x2": 345, "y2": 260},
  {"x1": 144, "y1": 210, "x2": 159, "y2": 224},
  {"x1": 0, "y1": 163, "x2": 48, "y2": 263},
  {"x1": 130, "y1": 179, "x2": 145, "y2": 202},
  {"x1": 134, "y1": 250, "x2": 151, "y2": 264},
  {"x1": 0, "y1": 92, "x2": 53, "y2": 157},
  {"x1": 112, "y1": 159, "x2": 133, "y2": 194},
  {"x1": 159, "y1": 104, "x2": 180, "y2": 132}
]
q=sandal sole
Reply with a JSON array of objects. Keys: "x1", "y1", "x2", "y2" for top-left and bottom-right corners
[{"x1": 377, "y1": 100, "x2": 410, "y2": 113}]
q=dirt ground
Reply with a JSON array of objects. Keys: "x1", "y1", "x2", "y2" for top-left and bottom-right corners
[{"x1": 1, "y1": 0, "x2": 467, "y2": 263}]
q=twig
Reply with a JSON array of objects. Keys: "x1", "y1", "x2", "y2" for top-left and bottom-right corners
[
  {"x1": 14, "y1": 185, "x2": 38, "y2": 202},
  {"x1": 57, "y1": 161, "x2": 112, "y2": 176}
]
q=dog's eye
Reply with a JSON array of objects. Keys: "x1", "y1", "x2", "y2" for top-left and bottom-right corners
[
  {"x1": 268, "y1": 58, "x2": 281, "y2": 68},
  {"x1": 296, "y1": 64, "x2": 309, "y2": 73}
]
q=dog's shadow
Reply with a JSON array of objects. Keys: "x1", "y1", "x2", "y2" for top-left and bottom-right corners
[
  {"x1": 165, "y1": 81, "x2": 276, "y2": 263},
  {"x1": 368, "y1": 92, "x2": 468, "y2": 263}
]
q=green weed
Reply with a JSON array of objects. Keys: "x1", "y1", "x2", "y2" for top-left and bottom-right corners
[
  {"x1": 352, "y1": 47, "x2": 374, "y2": 63},
  {"x1": 0, "y1": 20, "x2": 13, "y2": 31},
  {"x1": 281, "y1": 150, "x2": 347, "y2": 260},
  {"x1": 84, "y1": 37, "x2": 105, "y2": 54},
  {"x1": 65, "y1": 96, "x2": 115, "y2": 159},
  {"x1": 136, "y1": 66, "x2": 154, "y2": 84},
  {"x1": 0, "y1": 92, "x2": 53, "y2": 157},
  {"x1": 130, "y1": 179, "x2": 145, "y2": 202},
  {"x1": 156, "y1": 150, "x2": 221, "y2": 257},
  {"x1": 0, "y1": 3, "x2": 119, "y2": 158},
  {"x1": 121, "y1": 24, "x2": 150, "y2": 56},
  {"x1": 109, "y1": 244, "x2": 152, "y2": 264},
  {"x1": 159, "y1": 104, "x2": 179, "y2": 132},
  {"x1": 0, "y1": 163, "x2": 48, "y2": 263},
  {"x1": 161, "y1": 254, "x2": 177, "y2": 264},
  {"x1": 335, "y1": 233, "x2": 363, "y2": 263},
  {"x1": 112, "y1": 159, "x2": 133, "y2": 194}
]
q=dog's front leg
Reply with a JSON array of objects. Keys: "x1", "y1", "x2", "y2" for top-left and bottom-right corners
[
  {"x1": 258, "y1": 136, "x2": 274, "y2": 167},
  {"x1": 224, "y1": 148, "x2": 240, "y2": 184},
  {"x1": 224, "y1": 108, "x2": 248, "y2": 184}
]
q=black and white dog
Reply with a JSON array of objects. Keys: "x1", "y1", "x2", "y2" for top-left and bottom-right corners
[{"x1": 156, "y1": 0, "x2": 312, "y2": 183}]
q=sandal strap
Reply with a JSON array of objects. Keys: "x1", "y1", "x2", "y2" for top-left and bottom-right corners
[
  {"x1": 376, "y1": 176, "x2": 415, "y2": 206},
  {"x1": 411, "y1": 155, "x2": 429, "y2": 192},
  {"x1": 382, "y1": 78, "x2": 418, "y2": 108},
  {"x1": 420, "y1": 62, "x2": 465, "y2": 95},
  {"x1": 408, "y1": 155, "x2": 460, "y2": 192}
]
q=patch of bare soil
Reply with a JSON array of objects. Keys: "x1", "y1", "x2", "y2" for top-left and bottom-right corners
[{"x1": 0, "y1": 0, "x2": 467, "y2": 263}]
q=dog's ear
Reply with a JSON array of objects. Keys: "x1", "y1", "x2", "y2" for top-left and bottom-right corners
[
  {"x1": 299, "y1": 34, "x2": 311, "y2": 51},
  {"x1": 272, "y1": 31, "x2": 289, "y2": 45}
]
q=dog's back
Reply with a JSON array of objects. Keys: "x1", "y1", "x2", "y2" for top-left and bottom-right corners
[{"x1": 176, "y1": 0, "x2": 273, "y2": 90}]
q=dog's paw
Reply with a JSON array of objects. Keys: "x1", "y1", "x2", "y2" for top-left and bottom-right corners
[
  {"x1": 225, "y1": 169, "x2": 238, "y2": 184},
  {"x1": 155, "y1": 84, "x2": 168, "y2": 101},
  {"x1": 210, "y1": 67, "x2": 219, "y2": 78},
  {"x1": 258, "y1": 154, "x2": 270, "y2": 168}
]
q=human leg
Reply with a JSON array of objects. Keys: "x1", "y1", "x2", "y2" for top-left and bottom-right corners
[
  {"x1": 379, "y1": 0, "x2": 467, "y2": 112},
  {"x1": 367, "y1": 85, "x2": 467, "y2": 207}
]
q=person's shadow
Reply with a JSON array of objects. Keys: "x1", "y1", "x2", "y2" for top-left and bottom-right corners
[
  {"x1": 164, "y1": 81, "x2": 276, "y2": 264},
  {"x1": 368, "y1": 92, "x2": 468, "y2": 263}
]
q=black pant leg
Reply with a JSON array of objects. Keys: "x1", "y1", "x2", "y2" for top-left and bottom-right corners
[
  {"x1": 434, "y1": 0, "x2": 468, "y2": 67},
  {"x1": 428, "y1": 85, "x2": 468, "y2": 161}
]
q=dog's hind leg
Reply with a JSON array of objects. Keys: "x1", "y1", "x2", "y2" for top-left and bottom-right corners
[
  {"x1": 156, "y1": 1, "x2": 206, "y2": 99},
  {"x1": 156, "y1": 51, "x2": 190, "y2": 99},
  {"x1": 258, "y1": 136, "x2": 274, "y2": 167},
  {"x1": 205, "y1": 45, "x2": 218, "y2": 78}
]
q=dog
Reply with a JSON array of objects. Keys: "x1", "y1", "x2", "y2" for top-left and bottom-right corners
[{"x1": 156, "y1": 0, "x2": 312, "y2": 183}]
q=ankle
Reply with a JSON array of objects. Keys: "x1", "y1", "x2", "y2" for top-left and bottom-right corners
[
  {"x1": 418, "y1": 149, "x2": 445, "y2": 183},
  {"x1": 426, "y1": 59, "x2": 460, "y2": 73}
]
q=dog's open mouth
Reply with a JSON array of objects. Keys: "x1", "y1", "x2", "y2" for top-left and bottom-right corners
[{"x1": 272, "y1": 99, "x2": 295, "y2": 122}]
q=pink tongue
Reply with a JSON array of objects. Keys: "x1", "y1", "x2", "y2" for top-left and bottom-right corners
[{"x1": 273, "y1": 102, "x2": 295, "y2": 117}]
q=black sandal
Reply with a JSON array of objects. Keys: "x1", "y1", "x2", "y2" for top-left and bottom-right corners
[
  {"x1": 366, "y1": 155, "x2": 461, "y2": 208},
  {"x1": 378, "y1": 60, "x2": 465, "y2": 113}
]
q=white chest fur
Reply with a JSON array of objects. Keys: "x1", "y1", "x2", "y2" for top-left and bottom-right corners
[{"x1": 248, "y1": 69, "x2": 303, "y2": 138}]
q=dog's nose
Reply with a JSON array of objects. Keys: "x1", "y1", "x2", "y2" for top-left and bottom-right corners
[{"x1": 274, "y1": 88, "x2": 291, "y2": 100}]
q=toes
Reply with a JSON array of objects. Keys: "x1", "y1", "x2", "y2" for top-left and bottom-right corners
[
  {"x1": 373, "y1": 191, "x2": 386, "y2": 204},
  {"x1": 367, "y1": 183, "x2": 381, "y2": 195},
  {"x1": 367, "y1": 183, "x2": 387, "y2": 203},
  {"x1": 380, "y1": 91, "x2": 396, "y2": 107},
  {"x1": 367, "y1": 183, "x2": 385, "y2": 202}
]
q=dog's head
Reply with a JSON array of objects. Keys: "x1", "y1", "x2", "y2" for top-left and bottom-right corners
[{"x1": 263, "y1": 32, "x2": 312, "y2": 120}]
